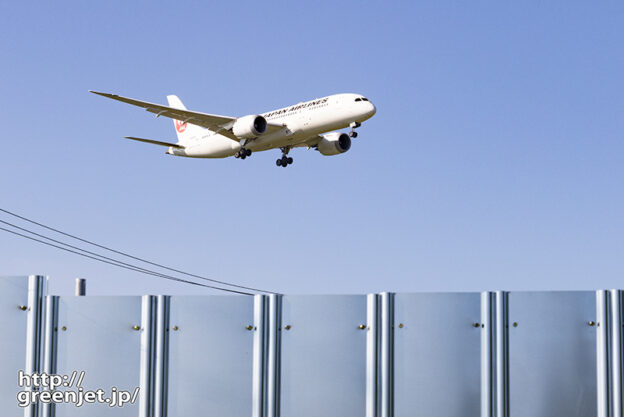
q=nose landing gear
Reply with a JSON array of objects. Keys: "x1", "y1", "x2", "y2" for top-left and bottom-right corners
[
  {"x1": 349, "y1": 121, "x2": 361, "y2": 138},
  {"x1": 276, "y1": 147, "x2": 293, "y2": 167}
]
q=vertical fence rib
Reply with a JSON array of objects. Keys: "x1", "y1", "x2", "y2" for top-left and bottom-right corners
[
  {"x1": 597, "y1": 290, "x2": 611, "y2": 417},
  {"x1": 41, "y1": 294, "x2": 58, "y2": 417},
  {"x1": 380, "y1": 292, "x2": 394, "y2": 417},
  {"x1": 24, "y1": 275, "x2": 45, "y2": 417},
  {"x1": 611, "y1": 290, "x2": 623, "y2": 417},
  {"x1": 366, "y1": 294, "x2": 380, "y2": 417},
  {"x1": 267, "y1": 294, "x2": 282, "y2": 417},
  {"x1": 495, "y1": 291, "x2": 509, "y2": 417},
  {"x1": 481, "y1": 292, "x2": 495, "y2": 417},
  {"x1": 139, "y1": 296, "x2": 157, "y2": 417},
  {"x1": 252, "y1": 295, "x2": 268, "y2": 417},
  {"x1": 154, "y1": 295, "x2": 170, "y2": 417}
]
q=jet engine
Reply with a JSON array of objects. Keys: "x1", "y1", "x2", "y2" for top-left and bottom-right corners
[
  {"x1": 232, "y1": 115, "x2": 267, "y2": 138},
  {"x1": 317, "y1": 132, "x2": 351, "y2": 156}
]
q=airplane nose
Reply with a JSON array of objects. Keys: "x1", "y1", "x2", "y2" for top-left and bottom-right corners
[{"x1": 368, "y1": 102, "x2": 376, "y2": 116}]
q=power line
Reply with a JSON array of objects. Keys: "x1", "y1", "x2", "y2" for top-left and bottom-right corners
[
  {"x1": 0, "y1": 225, "x2": 254, "y2": 295},
  {"x1": 0, "y1": 207, "x2": 274, "y2": 294},
  {"x1": 0, "y1": 218, "x2": 208, "y2": 285}
]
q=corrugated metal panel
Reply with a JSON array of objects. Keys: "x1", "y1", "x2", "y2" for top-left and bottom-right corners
[
  {"x1": 278, "y1": 295, "x2": 369, "y2": 417},
  {"x1": 4, "y1": 277, "x2": 624, "y2": 416},
  {"x1": 508, "y1": 291, "x2": 597, "y2": 417},
  {"x1": 50, "y1": 296, "x2": 144, "y2": 417},
  {"x1": 393, "y1": 292, "x2": 481, "y2": 417},
  {"x1": 0, "y1": 276, "x2": 45, "y2": 417},
  {"x1": 0, "y1": 276, "x2": 31, "y2": 416},
  {"x1": 165, "y1": 295, "x2": 256, "y2": 417}
]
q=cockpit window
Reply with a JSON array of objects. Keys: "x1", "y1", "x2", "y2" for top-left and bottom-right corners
[
  {"x1": 355, "y1": 98, "x2": 362, "y2": 102},
  {"x1": 362, "y1": 98, "x2": 369, "y2": 101}
]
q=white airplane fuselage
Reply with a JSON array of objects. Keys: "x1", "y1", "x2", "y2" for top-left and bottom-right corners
[{"x1": 167, "y1": 93, "x2": 376, "y2": 158}]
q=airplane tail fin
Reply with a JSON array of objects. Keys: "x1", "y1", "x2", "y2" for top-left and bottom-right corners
[{"x1": 167, "y1": 95, "x2": 203, "y2": 145}]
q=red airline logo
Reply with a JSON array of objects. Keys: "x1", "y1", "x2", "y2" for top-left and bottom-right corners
[{"x1": 175, "y1": 120, "x2": 187, "y2": 133}]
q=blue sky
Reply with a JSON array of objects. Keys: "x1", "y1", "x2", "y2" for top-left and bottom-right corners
[{"x1": 0, "y1": 2, "x2": 622, "y2": 295}]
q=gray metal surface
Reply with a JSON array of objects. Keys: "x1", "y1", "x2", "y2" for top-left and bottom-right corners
[
  {"x1": 380, "y1": 292, "x2": 393, "y2": 417},
  {"x1": 597, "y1": 290, "x2": 610, "y2": 417},
  {"x1": 508, "y1": 291, "x2": 597, "y2": 417},
  {"x1": 495, "y1": 291, "x2": 510, "y2": 417},
  {"x1": 165, "y1": 295, "x2": 256, "y2": 417},
  {"x1": 0, "y1": 276, "x2": 31, "y2": 416},
  {"x1": 366, "y1": 294, "x2": 380, "y2": 417},
  {"x1": 610, "y1": 290, "x2": 623, "y2": 417},
  {"x1": 480, "y1": 291, "x2": 495, "y2": 417},
  {"x1": 51, "y1": 296, "x2": 144, "y2": 417},
  {"x1": 3, "y1": 276, "x2": 624, "y2": 417},
  {"x1": 279, "y1": 295, "x2": 369, "y2": 417},
  {"x1": 393, "y1": 292, "x2": 482, "y2": 417}
]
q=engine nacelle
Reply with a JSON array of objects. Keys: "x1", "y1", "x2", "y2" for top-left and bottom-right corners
[
  {"x1": 317, "y1": 132, "x2": 351, "y2": 156},
  {"x1": 232, "y1": 115, "x2": 267, "y2": 138}
]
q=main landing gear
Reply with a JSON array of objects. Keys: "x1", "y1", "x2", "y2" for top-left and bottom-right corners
[
  {"x1": 276, "y1": 147, "x2": 293, "y2": 168},
  {"x1": 349, "y1": 121, "x2": 361, "y2": 138},
  {"x1": 235, "y1": 148, "x2": 252, "y2": 160}
]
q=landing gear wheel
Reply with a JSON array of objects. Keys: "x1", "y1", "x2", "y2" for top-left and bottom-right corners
[
  {"x1": 349, "y1": 131, "x2": 358, "y2": 138},
  {"x1": 276, "y1": 147, "x2": 293, "y2": 168},
  {"x1": 236, "y1": 148, "x2": 251, "y2": 160}
]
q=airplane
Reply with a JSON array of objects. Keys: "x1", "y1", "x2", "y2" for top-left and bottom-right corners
[{"x1": 90, "y1": 91, "x2": 376, "y2": 167}]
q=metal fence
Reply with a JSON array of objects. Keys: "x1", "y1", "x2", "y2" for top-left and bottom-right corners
[{"x1": 1, "y1": 275, "x2": 622, "y2": 417}]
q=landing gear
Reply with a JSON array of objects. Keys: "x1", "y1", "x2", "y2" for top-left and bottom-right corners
[
  {"x1": 235, "y1": 148, "x2": 252, "y2": 160},
  {"x1": 276, "y1": 147, "x2": 293, "y2": 167},
  {"x1": 276, "y1": 156, "x2": 293, "y2": 167},
  {"x1": 349, "y1": 121, "x2": 361, "y2": 138}
]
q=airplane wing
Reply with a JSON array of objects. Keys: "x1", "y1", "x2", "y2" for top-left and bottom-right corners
[
  {"x1": 300, "y1": 135, "x2": 324, "y2": 147},
  {"x1": 90, "y1": 91, "x2": 284, "y2": 141},
  {"x1": 124, "y1": 136, "x2": 184, "y2": 148}
]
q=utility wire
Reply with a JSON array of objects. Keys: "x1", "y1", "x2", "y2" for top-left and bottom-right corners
[
  {"x1": 0, "y1": 207, "x2": 273, "y2": 294},
  {"x1": 0, "y1": 225, "x2": 254, "y2": 295},
  {"x1": 0, "y1": 218, "x2": 205, "y2": 285}
]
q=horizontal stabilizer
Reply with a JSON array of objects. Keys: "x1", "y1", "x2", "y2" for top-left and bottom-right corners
[{"x1": 124, "y1": 136, "x2": 184, "y2": 148}]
